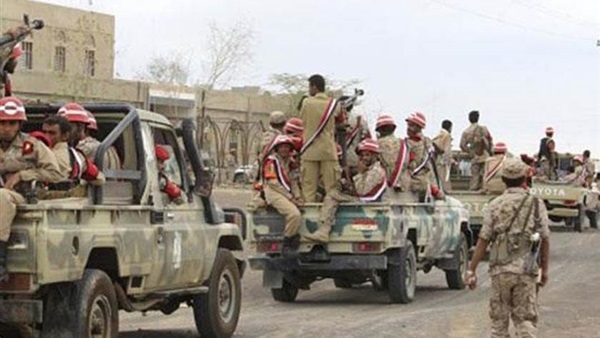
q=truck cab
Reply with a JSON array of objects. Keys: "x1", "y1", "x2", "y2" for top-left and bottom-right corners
[{"x1": 0, "y1": 104, "x2": 245, "y2": 338}]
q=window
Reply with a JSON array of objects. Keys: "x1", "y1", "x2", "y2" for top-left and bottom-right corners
[
  {"x1": 84, "y1": 50, "x2": 95, "y2": 77},
  {"x1": 22, "y1": 42, "x2": 33, "y2": 70},
  {"x1": 54, "y1": 46, "x2": 66, "y2": 72}
]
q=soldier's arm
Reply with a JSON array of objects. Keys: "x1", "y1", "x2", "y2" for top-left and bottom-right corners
[
  {"x1": 459, "y1": 131, "x2": 468, "y2": 152},
  {"x1": 0, "y1": 158, "x2": 34, "y2": 174},
  {"x1": 19, "y1": 141, "x2": 61, "y2": 182}
]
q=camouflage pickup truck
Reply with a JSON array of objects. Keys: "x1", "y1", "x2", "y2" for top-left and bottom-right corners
[
  {"x1": 530, "y1": 180, "x2": 594, "y2": 232},
  {"x1": 248, "y1": 193, "x2": 471, "y2": 304},
  {"x1": 0, "y1": 104, "x2": 245, "y2": 338}
]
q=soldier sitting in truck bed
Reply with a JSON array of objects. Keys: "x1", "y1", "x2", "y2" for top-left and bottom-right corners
[{"x1": 304, "y1": 138, "x2": 387, "y2": 243}]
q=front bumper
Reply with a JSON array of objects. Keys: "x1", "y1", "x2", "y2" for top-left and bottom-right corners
[
  {"x1": 249, "y1": 254, "x2": 387, "y2": 271},
  {"x1": 0, "y1": 299, "x2": 43, "y2": 324}
]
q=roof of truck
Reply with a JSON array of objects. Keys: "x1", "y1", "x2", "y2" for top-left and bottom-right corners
[{"x1": 137, "y1": 108, "x2": 172, "y2": 126}]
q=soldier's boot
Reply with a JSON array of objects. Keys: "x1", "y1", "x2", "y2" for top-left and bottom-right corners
[
  {"x1": 0, "y1": 241, "x2": 8, "y2": 283},
  {"x1": 282, "y1": 235, "x2": 300, "y2": 258},
  {"x1": 303, "y1": 224, "x2": 331, "y2": 244}
]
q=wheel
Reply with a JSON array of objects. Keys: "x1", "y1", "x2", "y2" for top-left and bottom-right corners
[
  {"x1": 586, "y1": 210, "x2": 598, "y2": 229},
  {"x1": 233, "y1": 173, "x2": 246, "y2": 184},
  {"x1": 387, "y1": 242, "x2": 417, "y2": 304},
  {"x1": 445, "y1": 233, "x2": 469, "y2": 290},
  {"x1": 43, "y1": 269, "x2": 119, "y2": 338},
  {"x1": 193, "y1": 249, "x2": 242, "y2": 338},
  {"x1": 333, "y1": 278, "x2": 353, "y2": 289},
  {"x1": 270, "y1": 279, "x2": 299, "y2": 303}
]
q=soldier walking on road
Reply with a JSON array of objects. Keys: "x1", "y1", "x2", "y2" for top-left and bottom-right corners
[
  {"x1": 432, "y1": 119, "x2": 453, "y2": 192},
  {"x1": 465, "y1": 158, "x2": 550, "y2": 338},
  {"x1": 299, "y1": 74, "x2": 343, "y2": 202},
  {"x1": 460, "y1": 110, "x2": 493, "y2": 191}
]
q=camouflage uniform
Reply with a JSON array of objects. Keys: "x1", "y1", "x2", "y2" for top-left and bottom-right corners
[
  {"x1": 479, "y1": 159, "x2": 551, "y2": 338},
  {"x1": 378, "y1": 134, "x2": 413, "y2": 202},
  {"x1": 537, "y1": 137, "x2": 556, "y2": 180},
  {"x1": 77, "y1": 136, "x2": 121, "y2": 170},
  {"x1": 52, "y1": 141, "x2": 72, "y2": 180},
  {"x1": 432, "y1": 128, "x2": 452, "y2": 192},
  {"x1": 345, "y1": 113, "x2": 370, "y2": 169},
  {"x1": 483, "y1": 154, "x2": 507, "y2": 194},
  {"x1": 406, "y1": 133, "x2": 435, "y2": 197},
  {"x1": 0, "y1": 132, "x2": 60, "y2": 242},
  {"x1": 583, "y1": 158, "x2": 595, "y2": 187},
  {"x1": 300, "y1": 93, "x2": 342, "y2": 202},
  {"x1": 263, "y1": 153, "x2": 302, "y2": 238},
  {"x1": 460, "y1": 123, "x2": 493, "y2": 191}
]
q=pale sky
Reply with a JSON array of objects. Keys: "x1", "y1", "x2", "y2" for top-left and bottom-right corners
[{"x1": 38, "y1": 0, "x2": 600, "y2": 157}]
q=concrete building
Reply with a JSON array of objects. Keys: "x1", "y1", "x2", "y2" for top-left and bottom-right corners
[{"x1": 1, "y1": 0, "x2": 292, "y2": 180}]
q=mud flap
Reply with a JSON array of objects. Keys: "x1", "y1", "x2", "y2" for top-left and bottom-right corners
[{"x1": 263, "y1": 270, "x2": 283, "y2": 289}]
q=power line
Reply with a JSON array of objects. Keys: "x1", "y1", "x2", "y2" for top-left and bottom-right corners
[
  {"x1": 425, "y1": 0, "x2": 595, "y2": 43},
  {"x1": 511, "y1": 0, "x2": 600, "y2": 31}
]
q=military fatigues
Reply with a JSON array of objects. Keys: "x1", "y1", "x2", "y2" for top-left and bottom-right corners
[
  {"x1": 300, "y1": 93, "x2": 342, "y2": 202},
  {"x1": 406, "y1": 133, "x2": 435, "y2": 197},
  {"x1": 256, "y1": 127, "x2": 281, "y2": 164},
  {"x1": 345, "y1": 114, "x2": 370, "y2": 168},
  {"x1": 378, "y1": 135, "x2": 413, "y2": 202},
  {"x1": 537, "y1": 137, "x2": 556, "y2": 180},
  {"x1": 77, "y1": 136, "x2": 121, "y2": 170},
  {"x1": 479, "y1": 187, "x2": 550, "y2": 338},
  {"x1": 460, "y1": 123, "x2": 493, "y2": 190},
  {"x1": 561, "y1": 165, "x2": 585, "y2": 186},
  {"x1": 0, "y1": 132, "x2": 60, "y2": 241},
  {"x1": 583, "y1": 159, "x2": 596, "y2": 187},
  {"x1": 263, "y1": 154, "x2": 302, "y2": 238},
  {"x1": 432, "y1": 129, "x2": 452, "y2": 192},
  {"x1": 483, "y1": 154, "x2": 507, "y2": 194}
]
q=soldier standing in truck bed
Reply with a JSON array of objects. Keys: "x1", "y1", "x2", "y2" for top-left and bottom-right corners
[
  {"x1": 460, "y1": 110, "x2": 493, "y2": 191},
  {"x1": 432, "y1": 119, "x2": 453, "y2": 192}
]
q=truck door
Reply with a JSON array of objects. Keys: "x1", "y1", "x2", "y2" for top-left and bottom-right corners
[{"x1": 144, "y1": 124, "x2": 207, "y2": 290}]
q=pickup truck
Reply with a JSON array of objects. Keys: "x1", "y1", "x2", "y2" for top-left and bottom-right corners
[
  {"x1": 530, "y1": 179, "x2": 593, "y2": 232},
  {"x1": 0, "y1": 104, "x2": 246, "y2": 338},
  {"x1": 248, "y1": 182, "x2": 472, "y2": 304}
]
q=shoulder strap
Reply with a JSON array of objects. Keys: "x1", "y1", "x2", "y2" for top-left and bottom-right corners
[
  {"x1": 507, "y1": 195, "x2": 530, "y2": 231},
  {"x1": 300, "y1": 98, "x2": 338, "y2": 154},
  {"x1": 519, "y1": 195, "x2": 536, "y2": 233}
]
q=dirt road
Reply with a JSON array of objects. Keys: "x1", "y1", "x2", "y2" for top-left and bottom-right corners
[{"x1": 119, "y1": 188, "x2": 600, "y2": 338}]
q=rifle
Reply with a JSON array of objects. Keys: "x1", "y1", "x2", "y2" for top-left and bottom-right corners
[
  {"x1": 335, "y1": 89, "x2": 364, "y2": 194},
  {"x1": 1, "y1": 15, "x2": 44, "y2": 95}
]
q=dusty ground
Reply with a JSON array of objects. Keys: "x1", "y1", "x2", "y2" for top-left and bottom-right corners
[{"x1": 119, "y1": 187, "x2": 600, "y2": 338}]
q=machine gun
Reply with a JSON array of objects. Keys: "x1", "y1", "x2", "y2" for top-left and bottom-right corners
[
  {"x1": 0, "y1": 14, "x2": 44, "y2": 96},
  {"x1": 335, "y1": 89, "x2": 365, "y2": 194}
]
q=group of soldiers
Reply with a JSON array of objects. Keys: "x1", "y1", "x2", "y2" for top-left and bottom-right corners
[{"x1": 0, "y1": 96, "x2": 184, "y2": 283}]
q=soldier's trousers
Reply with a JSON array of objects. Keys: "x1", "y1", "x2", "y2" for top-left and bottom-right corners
[
  {"x1": 0, "y1": 189, "x2": 25, "y2": 242},
  {"x1": 264, "y1": 189, "x2": 301, "y2": 238},
  {"x1": 540, "y1": 161, "x2": 556, "y2": 181},
  {"x1": 318, "y1": 190, "x2": 359, "y2": 228},
  {"x1": 437, "y1": 163, "x2": 452, "y2": 192},
  {"x1": 470, "y1": 162, "x2": 484, "y2": 191},
  {"x1": 489, "y1": 273, "x2": 538, "y2": 338},
  {"x1": 301, "y1": 160, "x2": 338, "y2": 203}
]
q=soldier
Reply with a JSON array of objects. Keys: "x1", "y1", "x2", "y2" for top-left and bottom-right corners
[
  {"x1": 432, "y1": 119, "x2": 453, "y2": 192},
  {"x1": 0, "y1": 97, "x2": 60, "y2": 282},
  {"x1": 343, "y1": 102, "x2": 370, "y2": 172},
  {"x1": 405, "y1": 112, "x2": 442, "y2": 200},
  {"x1": 299, "y1": 74, "x2": 343, "y2": 202},
  {"x1": 483, "y1": 142, "x2": 509, "y2": 194},
  {"x1": 155, "y1": 145, "x2": 184, "y2": 205},
  {"x1": 561, "y1": 155, "x2": 586, "y2": 186},
  {"x1": 460, "y1": 110, "x2": 493, "y2": 191},
  {"x1": 41, "y1": 115, "x2": 105, "y2": 195},
  {"x1": 305, "y1": 139, "x2": 387, "y2": 243},
  {"x1": 376, "y1": 115, "x2": 413, "y2": 202},
  {"x1": 225, "y1": 149, "x2": 237, "y2": 184},
  {"x1": 537, "y1": 127, "x2": 557, "y2": 180},
  {"x1": 256, "y1": 111, "x2": 286, "y2": 164},
  {"x1": 58, "y1": 103, "x2": 121, "y2": 170},
  {"x1": 465, "y1": 158, "x2": 550, "y2": 338},
  {"x1": 262, "y1": 135, "x2": 303, "y2": 257},
  {"x1": 582, "y1": 150, "x2": 595, "y2": 187}
]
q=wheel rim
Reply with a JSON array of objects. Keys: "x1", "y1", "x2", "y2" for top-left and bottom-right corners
[
  {"x1": 405, "y1": 254, "x2": 416, "y2": 298},
  {"x1": 217, "y1": 269, "x2": 236, "y2": 323},
  {"x1": 89, "y1": 294, "x2": 112, "y2": 338}
]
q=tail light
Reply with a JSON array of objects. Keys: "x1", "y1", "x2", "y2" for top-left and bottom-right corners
[
  {"x1": 0, "y1": 273, "x2": 33, "y2": 292},
  {"x1": 257, "y1": 241, "x2": 281, "y2": 253},
  {"x1": 353, "y1": 242, "x2": 381, "y2": 253},
  {"x1": 564, "y1": 200, "x2": 577, "y2": 206}
]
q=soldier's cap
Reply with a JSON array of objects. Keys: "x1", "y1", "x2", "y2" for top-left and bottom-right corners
[
  {"x1": 501, "y1": 158, "x2": 527, "y2": 179},
  {"x1": 269, "y1": 111, "x2": 286, "y2": 124}
]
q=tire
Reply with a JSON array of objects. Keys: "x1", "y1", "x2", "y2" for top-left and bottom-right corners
[
  {"x1": 270, "y1": 279, "x2": 299, "y2": 303},
  {"x1": 445, "y1": 233, "x2": 469, "y2": 290},
  {"x1": 42, "y1": 269, "x2": 119, "y2": 338},
  {"x1": 333, "y1": 278, "x2": 353, "y2": 289},
  {"x1": 387, "y1": 242, "x2": 417, "y2": 304},
  {"x1": 193, "y1": 249, "x2": 242, "y2": 338}
]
